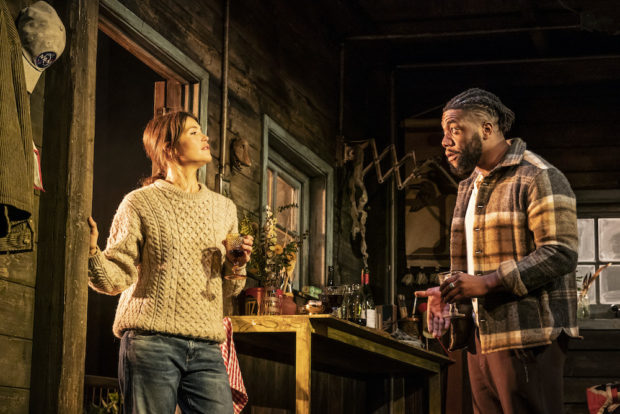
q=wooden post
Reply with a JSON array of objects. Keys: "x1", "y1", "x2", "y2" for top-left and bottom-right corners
[
  {"x1": 295, "y1": 321, "x2": 312, "y2": 413},
  {"x1": 428, "y1": 371, "x2": 442, "y2": 414},
  {"x1": 29, "y1": 0, "x2": 99, "y2": 412}
]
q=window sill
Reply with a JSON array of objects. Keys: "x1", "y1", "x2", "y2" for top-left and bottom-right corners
[{"x1": 578, "y1": 318, "x2": 620, "y2": 330}]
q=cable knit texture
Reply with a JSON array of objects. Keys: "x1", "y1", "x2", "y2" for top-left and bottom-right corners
[{"x1": 88, "y1": 180, "x2": 245, "y2": 342}]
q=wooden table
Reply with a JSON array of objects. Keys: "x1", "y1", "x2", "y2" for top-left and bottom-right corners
[{"x1": 230, "y1": 315, "x2": 451, "y2": 414}]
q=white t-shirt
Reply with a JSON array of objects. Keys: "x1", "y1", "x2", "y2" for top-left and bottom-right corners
[{"x1": 465, "y1": 172, "x2": 484, "y2": 325}]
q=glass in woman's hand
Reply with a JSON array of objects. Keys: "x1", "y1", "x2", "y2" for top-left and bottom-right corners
[{"x1": 225, "y1": 233, "x2": 246, "y2": 280}]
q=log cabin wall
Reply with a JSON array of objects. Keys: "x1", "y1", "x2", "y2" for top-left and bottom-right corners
[
  {"x1": 3, "y1": 0, "x2": 618, "y2": 413},
  {"x1": 115, "y1": 0, "x2": 367, "y2": 284},
  {"x1": 0, "y1": 0, "x2": 368, "y2": 413}
]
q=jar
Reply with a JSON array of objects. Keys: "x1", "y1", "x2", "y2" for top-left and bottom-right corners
[
  {"x1": 261, "y1": 286, "x2": 282, "y2": 315},
  {"x1": 577, "y1": 292, "x2": 591, "y2": 319}
]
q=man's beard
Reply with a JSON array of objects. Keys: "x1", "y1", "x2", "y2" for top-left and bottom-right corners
[{"x1": 449, "y1": 133, "x2": 482, "y2": 178}]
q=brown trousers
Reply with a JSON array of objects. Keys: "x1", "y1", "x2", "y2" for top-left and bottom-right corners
[{"x1": 467, "y1": 330, "x2": 568, "y2": 414}]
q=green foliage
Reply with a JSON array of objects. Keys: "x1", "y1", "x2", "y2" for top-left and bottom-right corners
[{"x1": 85, "y1": 391, "x2": 121, "y2": 414}]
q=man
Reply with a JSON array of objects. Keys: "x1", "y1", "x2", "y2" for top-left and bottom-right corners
[{"x1": 415, "y1": 88, "x2": 579, "y2": 414}]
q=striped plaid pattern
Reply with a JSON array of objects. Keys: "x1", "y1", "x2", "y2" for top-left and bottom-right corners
[
  {"x1": 451, "y1": 138, "x2": 579, "y2": 354},
  {"x1": 220, "y1": 317, "x2": 248, "y2": 413}
]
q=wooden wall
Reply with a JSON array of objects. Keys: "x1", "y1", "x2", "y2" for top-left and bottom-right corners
[
  {"x1": 0, "y1": 4, "x2": 45, "y2": 412},
  {"x1": 2, "y1": 0, "x2": 372, "y2": 409},
  {"x1": 0, "y1": 76, "x2": 43, "y2": 414},
  {"x1": 564, "y1": 326, "x2": 620, "y2": 414},
  {"x1": 398, "y1": 63, "x2": 620, "y2": 193},
  {"x1": 113, "y1": 0, "x2": 366, "y2": 285}
]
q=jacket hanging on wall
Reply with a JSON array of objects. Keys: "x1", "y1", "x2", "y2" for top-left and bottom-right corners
[{"x1": 0, "y1": 0, "x2": 34, "y2": 253}]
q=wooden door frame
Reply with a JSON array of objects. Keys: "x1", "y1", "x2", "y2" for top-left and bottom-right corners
[
  {"x1": 30, "y1": 1, "x2": 210, "y2": 412},
  {"x1": 98, "y1": 0, "x2": 211, "y2": 183}
]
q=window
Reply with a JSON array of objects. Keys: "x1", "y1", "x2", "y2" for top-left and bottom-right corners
[
  {"x1": 577, "y1": 217, "x2": 620, "y2": 304},
  {"x1": 266, "y1": 158, "x2": 307, "y2": 287},
  {"x1": 261, "y1": 115, "x2": 333, "y2": 290}
]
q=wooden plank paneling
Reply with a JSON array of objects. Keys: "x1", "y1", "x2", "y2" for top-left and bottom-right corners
[
  {"x1": 229, "y1": 173, "x2": 261, "y2": 213},
  {"x1": 564, "y1": 377, "x2": 619, "y2": 404},
  {"x1": 237, "y1": 355, "x2": 295, "y2": 412},
  {"x1": 564, "y1": 329, "x2": 620, "y2": 412},
  {"x1": 568, "y1": 330, "x2": 620, "y2": 350},
  {"x1": 0, "y1": 253, "x2": 36, "y2": 287},
  {"x1": 535, "y1": 146, "x2": 620, "y2": 173},
  {"x1": 566, "y1": 171, "x2": 620, "y2": 191},
  {"x1": 566, "y1": 403, "x2": 588, "y2": 414},
  {"x1": 565, "y1": 351, "x2": 620, "y2": 377},
  {"x1": 0, "y1": 386, "x2": 28, "y2": 414},
  {"x1": 0, "y1": 281, "x2": 34, "y2": 339},
  {"x1": 0, "y1": 336, "x2": 31, "y2": 389}
]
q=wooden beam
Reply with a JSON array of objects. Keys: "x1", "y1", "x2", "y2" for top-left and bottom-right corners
[
  {"x1": 29, "y1": 0, "x2": 99, "y2": 412},
  {"x1": 295, "y1": 322, "x2": 312, "y2": 413}
]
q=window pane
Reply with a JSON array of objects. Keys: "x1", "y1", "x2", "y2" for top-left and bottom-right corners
[
  {"x1": 578, "y1": 219, "x2": 595, "y2": 262},
  {"x1": 267, "y1": 168, "x2": 273, "y2": 208},
  {"x1": 276, "y1": 176, "x2": 298, "y2": 233},
  {"x1": 276, "y1": 228, "x2": 300, "y2": 285},
  {"x1": 599, "y1": 218, "x2": 620, "y2": 261},
  {"x1": 576, "y1": 265, "x2": 595, "y2": 290},
  {"x1": 600, "y1": 265, "x2": 620, "y2": 304}
]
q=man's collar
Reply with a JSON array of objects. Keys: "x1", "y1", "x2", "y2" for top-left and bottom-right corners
[
  {"x1": 496, "y1": 138, "x2": 526, "y2": 169},
  {"x1": 463, "y1": 138, "x2": 526, "y2": 183}
]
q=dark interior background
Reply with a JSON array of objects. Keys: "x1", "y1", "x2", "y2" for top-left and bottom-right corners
[{"x1": 86, "y1": 30, "x2": 161, "y2": 378}]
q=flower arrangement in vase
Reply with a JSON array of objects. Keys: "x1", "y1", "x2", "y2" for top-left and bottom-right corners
[{"x1": 239, "y1": 204, "x2": 308, "y2": 294}]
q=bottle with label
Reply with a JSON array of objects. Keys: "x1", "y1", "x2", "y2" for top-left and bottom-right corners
[{"x1": 363, "y1": 268, "x2": 376, "y2": 329}]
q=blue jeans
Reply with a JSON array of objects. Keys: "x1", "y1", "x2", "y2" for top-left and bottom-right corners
[{"x1": 119, "y1": 330, "x2": 233, "y2": 414}]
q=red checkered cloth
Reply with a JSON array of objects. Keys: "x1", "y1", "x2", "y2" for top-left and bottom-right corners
[
  {"x1": 220, "y1": 317, "x2": 248, "y2": 413},
  {"x1": 587, "y1": 382, "x2": 620, "y2": 414}
]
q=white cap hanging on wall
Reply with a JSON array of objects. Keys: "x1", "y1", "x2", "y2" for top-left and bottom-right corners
[{"x1": 16, "y1": 1, "x2": 66, "y2": 93}]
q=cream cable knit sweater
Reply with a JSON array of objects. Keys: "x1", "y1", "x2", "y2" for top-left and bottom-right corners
[{"x1": 88, "y1": 180, "x2": 245, "y2": 343}]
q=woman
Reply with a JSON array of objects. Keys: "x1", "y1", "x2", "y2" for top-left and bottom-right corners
[{"x1": 87, "y1": 111, "x2": 252, "y2": 413}]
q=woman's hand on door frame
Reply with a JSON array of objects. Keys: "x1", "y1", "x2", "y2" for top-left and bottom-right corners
[{"x1": 87, "y1": 216, "x2": 99, "y2": 256}]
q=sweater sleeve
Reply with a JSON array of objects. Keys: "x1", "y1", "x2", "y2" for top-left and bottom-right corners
[
  {"x1": 496, "y1": 167, "x2": 578, "y2": 296},
  {"x1": 222, "y1": 198, "x2": 246, "y2": 298},
  {"x1": 88, "y1": 197, "x2": 143, "y2": 295}
]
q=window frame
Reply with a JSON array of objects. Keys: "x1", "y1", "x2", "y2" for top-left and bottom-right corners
[
  {"x1": 261, "y1": 115, "x2": 334, "y2": 288},
  {"x1": 576, "y1": 190, "x2": 620, "y2": 308},
  {"x1": 266, "y1": 155, "x2": 309, "y2": 289}
]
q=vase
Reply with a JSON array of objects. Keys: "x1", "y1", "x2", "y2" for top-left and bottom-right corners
[
  {"x1": 577, "y1": 292, "x2": 590, "y2": 319},
  {"x1": 281, "y1": 295, "x2": 297, "y2": 315}
]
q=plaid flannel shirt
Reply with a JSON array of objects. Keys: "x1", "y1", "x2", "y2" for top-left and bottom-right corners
[{"x1": 450, "y1": 138, "x2": 579, "y2": 354}]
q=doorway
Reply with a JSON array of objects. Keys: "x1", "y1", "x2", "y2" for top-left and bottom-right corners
[
  {"x1": 85, "y1": 1, "x2": 211, "y2": 405},
  {"x1": 85, "y1": 29, "x2": 162, "y2": 379}
]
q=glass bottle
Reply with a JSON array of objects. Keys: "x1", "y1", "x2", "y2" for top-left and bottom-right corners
[
  {"x1": 363, "y1": 268, "x2": 376, "y2": 329},
  {"x1": 351, "y1": 283, "x2": 365, "y2": 325},
  {"x1": 339, "y1": 285, "x2": 352, "y2": 320}
]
